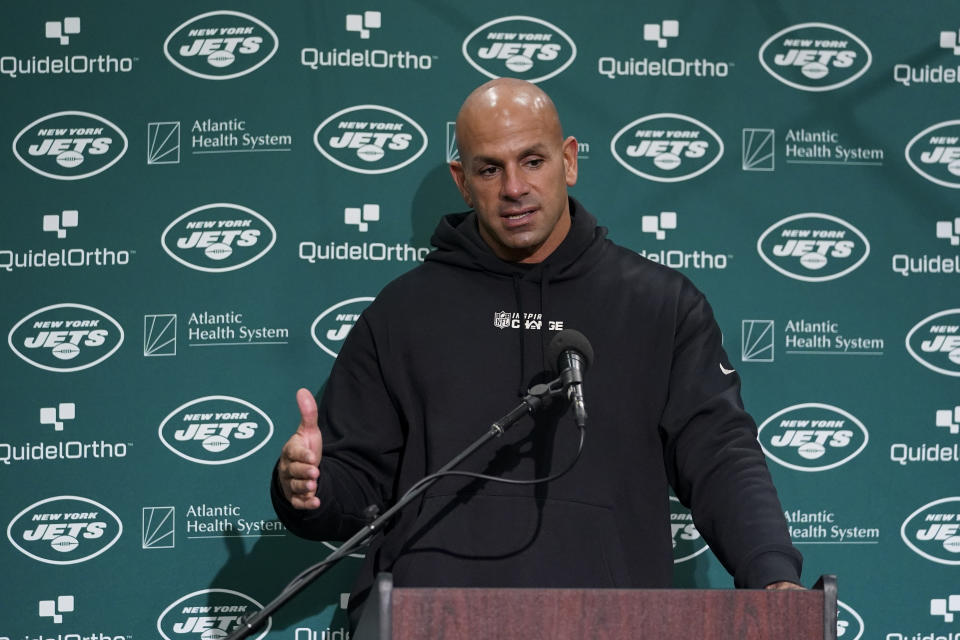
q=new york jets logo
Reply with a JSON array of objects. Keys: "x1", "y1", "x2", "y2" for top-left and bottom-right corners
[
  {"x1": 757, "y1": 213, "x2": 870, "y2": 282},
  {"x1": 462, "y1": 16, "x2": 577, "y2": 83},
  {"x1": 161, "y1": 203, "x2": 276, "y2": 273},
  {"x1": 6, "y1": 496, "x2": 122, "y2": 565},
  {"x1": 900, "y1": 497, "x2": 960, "y2": 565},
  {"x1": 759, "y1": 23, "x2": 871, "y2": 91},
  {"x1": 758, "y1": 403, "x2": 869, "y2": 472},
  {"x1": 311, "y1": 297, "x2": 374, "y2": 357},
  {"x1": 610, "y1": 113, "x2": 723, "y2": 182},
  {"x1": 905, "y1": 309, "x2": 960, "y2": 376},
  {"x1": 8, "y1": 303, "x2": 124, "y2": 372},
  {"x1": 313, "y1": 105, "x2": 427, "y2": 174},
  {"x1": 13, "y1": 111, "x2": 127, "y2": 180},
  {"x1": 164, "y1": 10, "x2": 278, "y2": 80},
  {"x1": 905, "y1": 121, "x2": 960, "y2": 189},
  {"x1": 158, "y1": 396, "x2": 274, "y2": 465},
  {"x1": 157, "y1": 589, "x2": 270, "y2": 640}
]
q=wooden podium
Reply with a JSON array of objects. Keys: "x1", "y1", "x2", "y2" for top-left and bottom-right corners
[{"x1": 354, "y1": 573, "x2": 838, "y2": 640}]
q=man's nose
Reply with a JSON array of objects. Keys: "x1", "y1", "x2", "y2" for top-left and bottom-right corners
[{"x1": 501, "y1": 164, "x2": 529, "y2": 199}]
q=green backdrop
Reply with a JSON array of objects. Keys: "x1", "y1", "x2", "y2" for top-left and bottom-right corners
[{"x1": 2, "y1": 2, "x2": 958, "y2": 639}]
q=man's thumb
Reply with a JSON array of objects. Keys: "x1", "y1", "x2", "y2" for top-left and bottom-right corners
[{"x1": 295, "y1": 388, "x2": 320, "y2": 435}]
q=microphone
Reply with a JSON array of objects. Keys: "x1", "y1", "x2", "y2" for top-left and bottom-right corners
[{"x1": 546, "y1": 329, "x2": 594, "y2": 428}]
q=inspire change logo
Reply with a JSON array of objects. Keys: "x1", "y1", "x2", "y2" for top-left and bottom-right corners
[
  {"x1": 906, "y1": 309, "x2": 960, "y2": 377},
  {"x1": 610, "y1": 113, "x2": 723, "y2": 182},
  {"x1": 13, "y1": 111, "x2": 127, "y2": 180},
  {"x1": 163, "y1": 10, "x2": 278, "y2": 80},
  {"x1": 158, "y1": 396, "x2": 274, "y2": 465},
  {"x1": 8, "y1": 303, "x2": 124, "y2": 372},
  {"x1": 905, "y1": 120, "x2": 960, "y2": 189},
  {"x1": 157, "y1": 589, "x2": 270, "y2": 640},
  {"x1": 759, "y1": 23, "x2": 871, "y2": 91},
  {"x1": 900, "y1": 497, "x2": 960, "y2": 565},
  {"x1": 757, "y1": 213, "x2": 870, "y2": 282},
  {"x1": 758, "y1": 403, "x2": 869, "y2": 472},
  {"x1": 462, "y1": 16, "x2": 576, "y2": 83},
  {"x1": 161, "y1": 203, "x2": 276, "y2": 273},
  {"x1": 311, "y1": 297, "x2": 374, "y2": 358},
  {"x1": 314, "y1": 105, "x2": 427, "y2": 174},
  {"x1": 6, "y1": 495, "x2": 122, "y2": 565}
]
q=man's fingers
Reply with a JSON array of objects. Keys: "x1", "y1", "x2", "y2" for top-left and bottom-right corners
[
  {"x1": 289, "y1": 494, "x2": 321, "y2": 510},
  {"x1": 282, "y1": 438, "x2": 320, "y2": 467},
  {"x1": 296, "y1": 388, "x2": 320, "y2": 435}
]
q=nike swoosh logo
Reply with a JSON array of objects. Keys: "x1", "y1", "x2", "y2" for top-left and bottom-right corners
[{"x1": 720, "y1": 363, "x2": 736, "y2": 375}]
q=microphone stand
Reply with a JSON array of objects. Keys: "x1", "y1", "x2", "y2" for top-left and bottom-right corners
[{"x1": 226, "y1": 378, "x2": 565, "y2": 640}]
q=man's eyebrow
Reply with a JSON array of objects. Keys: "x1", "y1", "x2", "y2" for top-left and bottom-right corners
[{"x1": 471, "y1": 144, "x2": 551, "y2": 165}]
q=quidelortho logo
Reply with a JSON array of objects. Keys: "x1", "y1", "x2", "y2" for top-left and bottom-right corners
[
  {"x1": 757, "y1": 213, "x2": 870, "y2": 282},
  {"x1": 905, "y1": 121, "x2": 960, "y2": 189},
  {"x1": 158, "y1": 396, "x2": 274, "y2": 465},
  {"x1": 893, "y1": 29, "x2": 960, "y2": 87},
  {"x1": 6, "y1": 496, "x2": 122, "y2": 565},
  {"x1": 161, "y1": 203, "x2": 276, "y2": 273},
  {"x1": 0, "y1": 16, "x2": 137, "y2": 79},
  {"x1": 610, "y1": 113, "x2": 723, "y2": 182},
  {"x1": 13, "y1": 111, "x2": 127, "y2": 180},
  {"x1": 669, "y1": 497, "x2": 708, "y2": 563},
  {"x1": 8, "y1": 303, "x2": 124, "y2": 373},
  {"x1": 312, "y1": 297, "x2": 374, "y2": 357},
  {"x1": 906, "y1": 309, "x2": 960, "y2": 376},
  {"x1": 157, "y1": 589, "x2": 270, "y2": 640},
  {"x1": 759, "y1": 23, "x2": 871, "y2": 91},
  {"x1": 314, "y1": 105, "x2": 427, "y2": 174},
  {"x1": 900, "y1": 497, "x2": 960, "y2": 565},
  {"x1": 891, "y1": 217, "x2": 960, "y2": 278},
  {"x1": 164, "y1": 10, "x2": 278, "y2": 80},
  {"x1": 890, "y1": 407, "x2": 960, "y2": 467},
  {"x1": 758, "y1": 403, "x2": 868, "y2": 472},
  {"x1": 462, "y1": 16, "x2": 576, "y2": 83}
]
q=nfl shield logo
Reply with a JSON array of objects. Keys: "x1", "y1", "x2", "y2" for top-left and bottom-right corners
[{"x1": 493, "y1": 311, "x2": 511, "y2": 329}]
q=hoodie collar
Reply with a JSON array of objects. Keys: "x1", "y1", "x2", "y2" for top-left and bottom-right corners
[{"x1": 426, "y1": 197, "x2": 608, "y2": 280}]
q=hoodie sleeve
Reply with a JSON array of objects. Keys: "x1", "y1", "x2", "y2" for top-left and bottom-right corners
[
  {"x1": 271, "y1": 313, "x2": 405, "y2": 542},
  {"x1": 658, "y1": 280, "x2": 802, "y2": 588}
]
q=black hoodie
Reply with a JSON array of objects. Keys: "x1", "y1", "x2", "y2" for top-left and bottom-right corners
[{"x1": 271, "y1": 198, "x2": 802, "y2": 615}]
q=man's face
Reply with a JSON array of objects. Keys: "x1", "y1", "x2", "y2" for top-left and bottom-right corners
[{"x1": 450, "y1": 103, "x2": 578, "y2": 263}]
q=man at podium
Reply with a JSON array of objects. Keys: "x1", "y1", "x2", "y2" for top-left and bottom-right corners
[{"x1": 271, "y1": 78, "x2": 803, "y2": 622}]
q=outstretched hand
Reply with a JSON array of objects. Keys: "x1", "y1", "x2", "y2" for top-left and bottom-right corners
[{"x1": 277, "y1": 388, "x2": 324, "y2": 509}]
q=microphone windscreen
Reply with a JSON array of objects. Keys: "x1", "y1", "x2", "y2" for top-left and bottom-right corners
[{"x1": 546, "y1": 329, "x2": 594, "y2": 372}]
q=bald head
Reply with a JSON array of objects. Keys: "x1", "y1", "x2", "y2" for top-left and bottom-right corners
[{"x1": 455, "y1": 78, "x2": 564, "y2": 161}]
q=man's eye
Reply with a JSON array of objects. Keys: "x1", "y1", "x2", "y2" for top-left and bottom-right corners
[
  {"x1": 526, "y1": 158, "x2": 544, "y2": 168},
  {"x1": 479, "y1": 166, "x2": 498, "y2": 176}
]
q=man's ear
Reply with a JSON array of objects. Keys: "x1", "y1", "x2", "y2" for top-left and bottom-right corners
[
  {"x1": 449, "y1": 161, "x2": 473, "y2": 207},
  {"x1": 562, "y1": 136, "x2": 579, "y2": 187}
]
